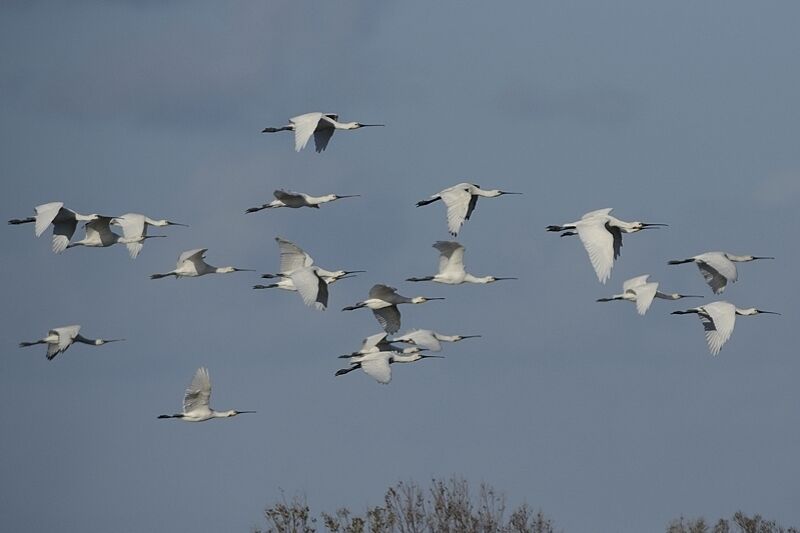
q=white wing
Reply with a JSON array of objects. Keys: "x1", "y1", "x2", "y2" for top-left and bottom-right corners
[
  {"x1": 440, "y1": 186, "x2": 472, "y2": 236},
  {"x1": 48, "y1": 325, "x2": 81, "y2": 360},
  {"x1": 622, "y1": 275, "x2": 650, "y2": 292},
  {"x1": 433, "y1": 241, "x2": 466, "y2": 276},
  {"x1": 632, "y1": 282, "x2": 659, "y2": 316},
  {"x1": 273, "y1": 190, "x2": 304, "y2": 206},
  {"x1": 373, "y1": 306, "x2": 401, "y2": 334},
  {"x1": 114, "y1": 213, "x2": 147, "y2": 258},
  {"x1": 700, "y1": 301, "x2": 736, "y2": 355},
  {"x1": 576, "y1": 219, "x2": 616, "y2": 283},
  {"x1": 276, "y1": 237, "x2": 313, "y2": 274},
  {"x1": 34, "y1": 202, "x2": 64, "y2": 237},
  {"x1": 395, "y1": 329, "x2": 442, "y2": 351},
  {"x1": 290, "y1": 112, "x2": 323, "y2": 152},
  {"x1": 581, "y1": 208, "x2": 613, "y2": 220},
  {"x1": 360, "y1": 354, "x2": 392, "y2": 384},
  {"x1": 84, "y1": 217, "x2": 118, "y2": 244},
  {"x1": 360, "y1": 332, "x2": 389, "y2": 351},
  {"x1": 695, "y1": 254, "x2": 737, "y2": 294},
  {"x1": 178, "y1": 248, "x2": 207, "y2": 269},
  {"x1": 289, "y1": 267, "x2": 327, "y2": 311},
  {"x1": 183, "y1": 367, "x2": 212, "y2": 414}
]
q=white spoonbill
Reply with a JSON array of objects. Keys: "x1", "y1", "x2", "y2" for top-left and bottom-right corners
[
  {"x1": 390, "y1": 329, "x2": 481, "y2": 352},
  {"x1": 8, "y1": 202, "x2": 105, "y2": 253},
  {"x1": 245, "y1": 190, "x2": 359, "y2": 213},
  {"x1": 406, "y1": 241, "x2": 517, "y2": 285},
  {"x1": 261, "y1": 112, "x2": 383, "y2": 152},
  {"x1": 546, "y1": 208, "x2": 667, "y2": 283},
  {"x1": 66, "y1": 216, "x2": 165, "y2": 253},
  {"x1": 339, "y1": 332, "x2": 425, "y2": 358},
  {"x1": 672, "y1": 301, "x2": 779, "y2": 355},
  {"x1": 416, "y1": 183, "x2": 521, "y2": 236},
  {"x1": 158, "y1": 367, "x2": 255, "y2": 422},
  {"x1": 596, "y1": 275, "x2": 703, "y2": 316},
  {"x1": 19, "y1": 325, "x2": 124, "y2": 360},
  {"x1": 668, "y1": 252, "x2": 774, "y2": 294},
  {"x1": 111, "y1": 213, "x2": 187, "y2": 259},
  {"x1": 342, "y1": 284, "x2": 445, "y2": 334},
  {"x1": 335, "y1": 350, "x2": 443, "y2": 384},
  {"x1": 150, "y1": 248, "x2": 253, "y2": 279}
]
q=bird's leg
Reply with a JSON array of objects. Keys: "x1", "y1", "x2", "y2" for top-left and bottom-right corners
[
  {"x1": 406, "y1": 276, "x2": 434, "y2": 282},
  {"x1": 19, "y1": 339, "x2": 46, "y2": 348},
  {"x1": 8, "y1": 217, "x2": 35, "y2": 225},
  {"x1": 416, "y1": 197, "x2": 441, "y2": 207}
]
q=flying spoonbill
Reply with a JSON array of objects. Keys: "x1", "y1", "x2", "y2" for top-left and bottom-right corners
[
  {"x1": 335, "y1": 350, "x2": 443, "y2": 384},
  {"x1": 150, "y1": 248, "x2": 253, "y2": 279},
  {"x1": 390, "y1": 329, "x2": 481, "y2": 352},
  {"x1": 8, "y1": 202, "x2": 106, "y2": 253},
  {"x1": 671, "y1": 301, "x2": 778, "y2": 355},
  {"x1": 19, "y1": 325, "x2": 124, "y2": 360},
  {"x1": 342, "y1": 284, "x2": 444, "y2": 334},
  {"x1": 596, "y1": 275, "x2": 702, "y2": 316},
  {"x1": 245, "y1": 190, "x2": 359, "y2": 213},
  {"x1": 261, "y1": 112, "x2": 383, "y2": 152},
  {"x1": 668, "y1": 252, "x2": 774, "y2": 294},
  {"x1": 66, "y1": 216, "x2": 165, "y2": 253},
  {"x1": 406, "y1": 241, "x2": 517, "y2": 285},
  {"x1": 546, "y1": 208, "x2": 667, "y2": 283},
  {"x1": 416, "y1": 183, "x2": 521, "y2": 236},
  {"x1": 111, "y1": 213, "x2": 187, "y2": 259},
  {"x1": 158, "y1": 367, "x2": 255, "y2": 422},
  {"x1": 339, "y1": 332, "x2": 425, "y2": 358}
]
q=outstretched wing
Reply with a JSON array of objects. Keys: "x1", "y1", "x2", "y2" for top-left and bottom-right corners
[
  {"x1": 440, "y1": 187, "x2": 472, "y2": 236},
  {"x1": 178, "y1": 248, "x2": 207, "y2": 269},
  {"x1": 290, "y1": 267, "x2": 328, "y2": 311},
  {"x1": 290, "y1": 112, "x2": 323, "y2": 152},
  {"x1": 433, "y1": 241, "x2": 466, "y2": 276},
  {"x1": 183, "y1": 367, "x2": 212, "y2": 413},
  {"x1": 700, "y1": 302, "x2": 736, "y2": 355},
  {"x1": 114, "y1": 213, "x2": 147, "y2": 258},
  {"x1": 34, "y1": 202, "x2": 64, "y2": 237},
  {"x1": 576, "y1": 219, "x2": 616, "y2": 284},
  {"x1": 273, "y1": 190, "x2": 303, "y2": 205},
  {"x1": 360, "y1": 332, "x2": 389, "y2": 351},
  {"x1": 84, "y1": 217, "x2": 117, "y2": 244},
  {"x1": 313, "y1": 126, "x2": 335, "y2": 153},
  {"x1": 632, "y1": 282, "x2": 659, "y2": 316},
  {"x1": 623, "y1": 275, "x2": 650, "y2": 293},
  {"x1": 276, "y1": 237, "x2": 313, "y2": 273},
  {"x1": 696, "y1": 256, "x2": 736, "y2": 294},
  {"x1": 369, "y1": 284, "x2": 398, "y2": 300},
  {"x1": 360, "y1": 354, "x2": 392, "y2": 384},
  {"x1": 395, "y1": 329, "x2": 441, "y2": 351},
  {"x1": 373, "y1": 306, "x2": 401, "y2": 334},
  {"x1": 48, "y1": 325, "x2": 81, "y2": 360}
]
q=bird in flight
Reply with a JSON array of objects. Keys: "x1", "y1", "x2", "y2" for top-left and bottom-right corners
[
  {"x1": 406, "y1": 241, "x2": 516, "y2": 285},
  {"x1": 8, "y1": 202, "x2": 107, "y2": 253},
  {"x1": 158, "y1": 367, "x2": 255, "y2": 422},
  {"x1": 335, "y1": 350, "x2": 443, "y2": 384},
  {"x1": 245, "y1": 190, "x2": 359, "y2": 213},
  {"x1": 390, "y1": 329, "x2": 481, "y2": 352},
  {"x1": 150, "y1": 248, "x2": 253, "y2": 279},
  {"x1": 596, "y1": 274, "x2": 702, "y2": 316},
  {"x1": 111, "y1": 213, "x2": 187, "y2": 259},
  {"x1": 342, "y1": 284, "x2": 444, "y2": 334},
  {"x1": 668, "y1": 251, "x2": 774, "y2": 294},
  {"x1": 416, "y1": 183, "x2": 521, "y2": 236},
  {"x1": 672, "y1": 301, "x2": 778, "y2": 355},
  {"x1": 261, "y1": 112, "x2": 383, "y2": 152},
  {"x1": 19, "y1": 325, "x2": 123, "y2": 360}
]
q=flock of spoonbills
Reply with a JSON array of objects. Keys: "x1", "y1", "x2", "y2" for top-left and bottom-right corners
[{"x1": 10, "y1": 111, "x2": 778, "y2": 421}]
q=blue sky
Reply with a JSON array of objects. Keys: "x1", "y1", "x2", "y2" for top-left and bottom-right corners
[{"x1": 1, "y1": 2, "x2": 798, "y2": 532}]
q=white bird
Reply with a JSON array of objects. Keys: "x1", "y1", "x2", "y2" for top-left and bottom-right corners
[
  {"x1": 261, "y1": 112, "x2": 383, "y2": 152},
  {"x1": 66, "y1": 216, "x2": 166, "y2": 254},
  {"x1": 253, "y1": 237, "x2": 364, "y2": 310},
  {"x1": 668, "y1": 251, "x2": 774, "y2": 294},
  {"x1": 416, "y1": 183, "x2": 522, "y2": 236},
  {"x1": 245, "y1": 190, "x2": 359, "y2": 213},
  {"x1": 111, "y1": 213, "x2": 187, "y2": 259},
  {"x1": 338, "y1": 332, "x2": 425, "y2": 358},
  {"x1": 8, "y1": 202, "x2": 105, "y2": 253},
  {"x1": 158, "y1": 367, "x2": 255, "y2": 422},
  {"x1": 672, "y1": 301, "x2": 778, "y2": 355},
  {"x1": 596, "y1": 274, "x2": 703, "y2": 316},
  {"x1": 19, "y1": 325, "x2": 124, "y2": 360},
  {"x1": 342, "y1": 284, "x2": 445, "y2": 334},
  {"x1": 335, "y1": 350, "x2": 443, "y2": 384},
  {"x1": 406, "y1": 241, "x2": 517, "y2": 285},
  {"x1": 150, "y1": 248, "x2": 253, "y2": 279},
  {"x1": 546, "y1": 208, "x2": 667, "y2": 283},
  {"x1": 390, "y1": 329, "x2": 481, "y2": 352}
]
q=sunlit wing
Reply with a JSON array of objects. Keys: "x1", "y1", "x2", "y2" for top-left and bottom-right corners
[
  {"x1": 701, "y1": 302, "x2": 736, "y2": 356},
  {"x1": 577, "y1": 220, "x2": 615, "y2": 283},
  {"x1": 183, "y1": 367, "x2": 212, "y2": 413},
  {"x1": 633, "y1": 282, "x2": 659, "y2": 316},
  {"x1": 440, "y1": 187, "x2": 472, "y2": 236},
  {"x1": 291, "y1": 112, "x2": 323, "y2": 152},
  {"x1": 178, "y1": 248, "x2": 208, "y2": 269},
  {"x1": 360, "y1": 354, "x2": 392, "y2": 384},
  {"x1": 290, "y1": 267, "x2": 327, "y2": 311},
  {"x1": 34, "y1": 202, "x2": 64, "y2": 237},
  {"x1": 622, "y1": 275, "x2": 650, "y2": 293},
  {"x1": 696, "y1": 255, "x2": 737, "y2": 294},
  {"x1": 396, "y1": 329, "x2": 441, "y2": 351},
  {"x1": 276, "y1": 237, "x2": 313, "y2": 274},
  {"x1": 433, "y1": 241, "x2": 465, "y2": 276},
  {"x1": 114, "y1": 213, "x2": 147, "y2": 258}
]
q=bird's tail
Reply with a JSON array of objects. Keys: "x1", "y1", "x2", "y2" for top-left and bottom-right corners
[
  {"x1": 416, "y1": 197, "x2": 441, "y2": 207},
  {"x1": 668, "y1": 259, "x2": 693, "y2": 265},
  {"x1": 8, "y1": 217, "x2": 35, "y2": 225}
]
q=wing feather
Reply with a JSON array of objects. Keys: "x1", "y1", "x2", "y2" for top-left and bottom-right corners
[
  {"x1": 701, "y1": 302, "x2": 736, "y2": 356},
  {"x1": 183, "y1": 367, "x2": 212, "y2": 413},
  {"x1": 373, "y1": 306, "x2": 401, "y2": 334},
  {"x1": 276, "y1": 237, "x2": 313, "y2": 273},
  {"x1": 576, "y1": 220, "x2": 616, "y2": 283},
  {"x1": 440, "y1": 187, "x2": 472, "y2": 236},
  {"x1": 291, "y1": 112, "x2": 323, "y2": 152},
  {"x1": 360, "y1": 355, "x2": 392, "y2": 384},
  {"x1": 34, "y1": 202, "x2": 64, "y2": 237}
]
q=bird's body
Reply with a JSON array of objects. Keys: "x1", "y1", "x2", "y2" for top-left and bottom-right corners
[
  {"x1": 668, "y1": 251, "x2": 773, "y2": 294},
  {"x1": 547, "y1": 208, "x2": 667, "y2": 283},
  {"x1": 19, "y1": 325, "x2": 123, "y2": 360},
  {"x1": 406, "y1": 241, "x2": 516, "y2": 285},
  {"x1": 342, "y1": 284, "x2": 444, "y2": 334},
  {"x1": 261, "y1": 112, "x2": 383, "y2": 152},
  {"x1": 672, "y1": 301, "x2": 778, "y2": 355},
  {"x1": 245, "y1": 190, "x2": 359, "y2": 213},
  {"x1": 335, "y1": 350, "x2": 442, "y2": 384},
  {"x1": 111, "y1": 213, "x2": 186, "y2": 259},
  {"x1": 390, "y1": 329, "x2": 480, "y2": 352},
  {"x1": 596, "y1": 275, "x2": 702, "y2": 316},
  {"x1": 8, "y1": 202, "x2": 104, "y2": 253},
  {"x1": 340, "y1": 332, "x2": 423, "y2": 358},
  {"x1": 150, "y1": 248, "x2": 253, "y2": 279},
  {"x1": 158, "y1": 367, "x2": 255, "y2": 422},
  {"x1": 416, "y1": 183, "x2": 521, "y2": 236}
]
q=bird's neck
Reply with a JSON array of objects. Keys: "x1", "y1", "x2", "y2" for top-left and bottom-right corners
[
  {"x1": 726, "y1": 254, "x2": 753, "y2": 262},
  {"x1": 465, "y1": 274, "x2": 493, "y2": 284}
]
